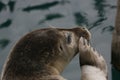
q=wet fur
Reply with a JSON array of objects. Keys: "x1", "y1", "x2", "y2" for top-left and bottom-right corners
[{"x1": 1, "y1": 27, "x2": 91, "y2": 80}]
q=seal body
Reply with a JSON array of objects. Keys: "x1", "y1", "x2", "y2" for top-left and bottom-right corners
[{"x1": 1, "y1": 27, "x2": 91, "y2": 80}]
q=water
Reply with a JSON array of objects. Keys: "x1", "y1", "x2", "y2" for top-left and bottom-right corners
[{"x1": 0, "y1": 0, "x2": 117, "y2": 80}]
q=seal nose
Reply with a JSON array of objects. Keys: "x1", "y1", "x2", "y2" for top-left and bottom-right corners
[{"x1": 82, "y1": 27, "x2": 91, "y2": 41}]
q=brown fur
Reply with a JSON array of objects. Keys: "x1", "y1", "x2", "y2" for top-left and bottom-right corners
[{"x1": 1, "y1": 27, "x2": 91, "y2": 80}]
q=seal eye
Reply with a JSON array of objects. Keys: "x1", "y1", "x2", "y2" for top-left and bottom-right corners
[{"x1": 66, "y1": 33, "x2": 72, "y2": 44}]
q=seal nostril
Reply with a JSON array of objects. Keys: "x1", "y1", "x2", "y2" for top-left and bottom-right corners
[{"x1": 82, "y1": 27, "x2": 85, "y2": 29}]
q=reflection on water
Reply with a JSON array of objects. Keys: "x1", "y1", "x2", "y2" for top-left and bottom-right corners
[
  {"x1": 0, "y1": 39, "x2": 10, "y2": 49},
  {"x1": 0, "y1": 19, "x2": 12, "y2": 29},
  {"x1": 89, "y1": 0, "x2": 107, "y2": 30},
  {"x1": 23, "y1": 1, "x2": 60, "y2": 12},
  {"x1": 0, "y1": 1, "x2": 6, "y2": 12},
  {"x1": 89, "y1": 17, "x2": 107, "y2": 30},
  {"x1": 23, "y1": 1, "x2": 70, "y2": 12},
  {"x1": 102, "y1": 25, "x2": 114, "y2": 33},
  {"x1": 39, "y1": 13, "x2": 64, "y2": 24},
  {"x1": 0, "y1": 0, "x2": 16, "y2": 12},
  {"x1": 74, "y1": 12, "x2": 88, "y2": 26},
  {"x1": 94, "y1": 0, "x2": 106, "y2": 17},
  {"x1": 8, "y1": 1, "x2": 16, "y2": 12},
  {"x1": 0, "y1": 0, "x2": 117, "y2": 80}
]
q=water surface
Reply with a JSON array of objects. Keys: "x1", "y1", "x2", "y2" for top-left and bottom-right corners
[{"x1": 0, "y1": 0, "x2": 117, "y2": 80}]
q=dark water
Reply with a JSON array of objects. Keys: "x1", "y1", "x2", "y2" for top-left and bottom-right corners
[{"x1": 0, "y1": 0, "x2": 117, "y2": 80}]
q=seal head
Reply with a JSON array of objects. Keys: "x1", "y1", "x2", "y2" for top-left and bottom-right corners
[{"x1": 1, "y1": 27, "x2": 91, "y2": 80}]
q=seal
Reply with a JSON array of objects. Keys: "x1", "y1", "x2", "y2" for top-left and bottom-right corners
[
  {"x1": 79, "y1": 37, "x2": 108, "y2": 80},
  {"x1": 1, "y1": 27, "x2": 91, "y2": 80}
]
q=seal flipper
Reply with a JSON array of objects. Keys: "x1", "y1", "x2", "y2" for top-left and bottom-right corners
[{"x1": 79, "y1": 37, "x2": 108, "y2": 80}]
